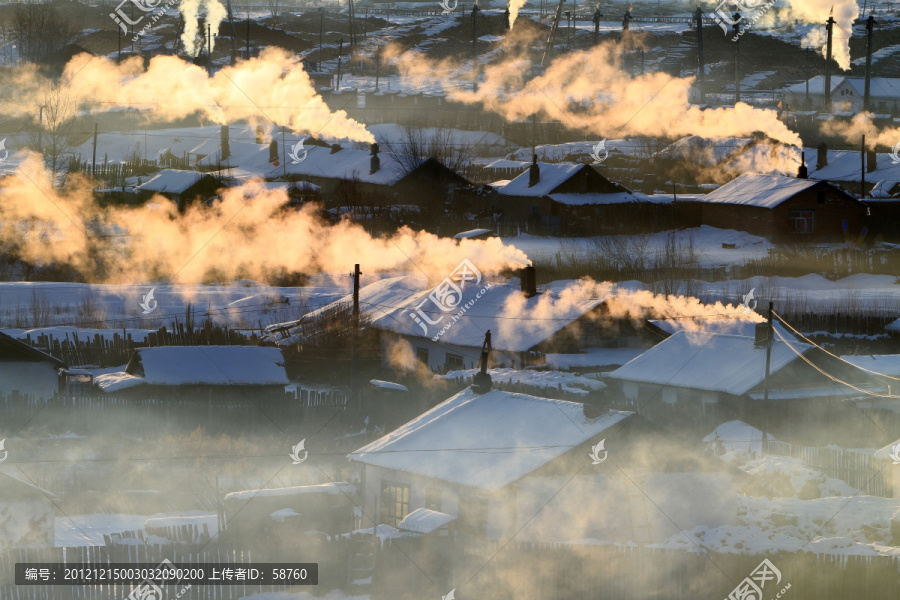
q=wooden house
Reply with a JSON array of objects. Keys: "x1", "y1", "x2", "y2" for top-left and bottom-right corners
[{"x1": 135, "y1": 169, "x2": 222, "y2": 211}]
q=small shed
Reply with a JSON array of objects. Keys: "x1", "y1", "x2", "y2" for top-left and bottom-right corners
[{"x1": 136, "y1": 169, "x2": 221, "y2": 210}]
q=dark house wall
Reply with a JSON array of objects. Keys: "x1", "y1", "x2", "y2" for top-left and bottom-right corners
[{"x1": 693, "y1": 184, "x2": 864, "y2": 243}]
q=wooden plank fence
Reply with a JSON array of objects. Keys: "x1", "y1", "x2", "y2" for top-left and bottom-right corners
[{"x1": 766, "y1": 441, "x2": 893, "y2": 497}]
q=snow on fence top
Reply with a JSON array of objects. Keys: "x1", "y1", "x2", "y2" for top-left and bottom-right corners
[
  {"x1": 607, "y1": 331, "x2": 811, "y2": 396},
  {"x1": 348, "y1": 387, "x2": 632, "y2": 491}
]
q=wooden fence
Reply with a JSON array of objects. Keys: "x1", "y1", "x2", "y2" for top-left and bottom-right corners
[
  {"x1": 4, "y1": 541, "x2": 899, "y2": 600},
  {"x1": 765, "y1": 441, "x2": 894, "y2": 498}
]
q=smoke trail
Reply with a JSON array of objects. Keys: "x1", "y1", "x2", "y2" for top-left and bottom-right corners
[
  {"x1": 0, "y1": 158, "x2": 527, "y2": 284},
  {"x1": 8, "y1": 49, "x2": 373, "y2": 143},
  {"x1": 508, "y1": 0, "x2": 526, "y2": 28},
  {"x1": 788, "y1": 0, "x2": 858, "y2": 71},
  {"x1": 391, "y1": 42, "x2": 801, "y2": 145},
  {"x1": 180, "y1": 0, "x2": 227, "y2": 57}
]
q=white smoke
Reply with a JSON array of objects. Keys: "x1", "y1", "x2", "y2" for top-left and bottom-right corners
[{"x1": 180, "y1": 0, "x2": 227, "y2": 57}]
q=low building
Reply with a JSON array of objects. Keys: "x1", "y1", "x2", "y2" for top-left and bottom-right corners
[
  {"x1": 0, "y1": 331, "x2": 65, "y2": 401},
  {"x1": 606, "y1": 329, "x2": 889, "y2": 436},
  {"x1": 94, "y1": 346, "x2": 290, "y2": 399},
  {"x1": 783, "y1": 76, "x2": 900, "y2": 113},
  {"x1": 348, "y1": 386, "x2": 738, "y2": 543},
  {"x1": 135, "y1": 169, "x2": 221, "y2": 210},
  {"x1": 492, "y1": 160, "x2": 670, "y2": 235},
  {"x1": 686, "y1": 172, "x2": 866, "y2": 243}
]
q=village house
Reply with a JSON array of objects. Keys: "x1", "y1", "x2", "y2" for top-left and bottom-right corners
[
  {"x1": 347, "y1": 385, "x2": 738, "y2": 544},
  {"x1": 683, "y1": 172, "x2": 867, "y2": 243},
  {"x1": 491, "y1": 159, "x2": 672, "y2": 235},
  {"x1": 93, "y1": 346, "x2": 290, "y2": 399},
  {"x1": 272, "y1": 268, "x2": 656, "y2": 372},
  {"x1": 0, "y1": 331, "x2": 65, "y2": 401},
  {"x1": 135, "y1": 169, "x2": 222, "y2": 210},
  {"x1": 782, "y1": 76, "x2": 900, "y2": 113},
  {"x1": 0, "y1": 472, "x2": 55, "y2": 550},
  {"x1": 605, "y1": 329, "x2": 890, "y2": 438}
]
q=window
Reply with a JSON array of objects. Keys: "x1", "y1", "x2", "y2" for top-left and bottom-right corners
[
  {"x1": 425, "y1": 487, "x2": 442, "y2": 511},
  {"x1": 445, "y1": 353, "x2": 464, "y2": 371},
  {"x1": 789, "y1": 210, "x2": 815, "y2": 234},
  {"x1": 458, "y1": 496, "x2": 489, "y2": 535},
  {"x1": 416, "y1": 347, "x2": 429, "y2": 365},
  {"x1": 380, "y1": 481, "x2": 410, "y2": 528}
]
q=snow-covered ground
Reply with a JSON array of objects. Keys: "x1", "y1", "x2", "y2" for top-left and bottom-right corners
[
  {"x1": 56, "y1": 511, "x2": 217, "y2": 547},
  {"x1": 438, "y1": 367, "x2": 607, "y2": 395}
]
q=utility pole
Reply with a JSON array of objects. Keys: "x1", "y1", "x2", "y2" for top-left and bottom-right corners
[
  {"x1": 593, "y1": 4, "x2": 602, "y2": 45},
  {"x1": 472, "y1": 2, "x2": 480, "y2": 46},
  {"x1": 337, "y1": 38, "x2": 344, "y2": 87},
  {"x1": 762, "y1": 301, "x2": 773, "y2": 456},
  {"x1": 695, "y1": 4, "x2": 704, "y2": 103},
  {"x1": 319, "y1": 8, "x2": 325, "y2": 58},
  {"x1": 864, "y1": 13, "x2": 876, "y2": 112},
  {"x1": 118, "y1": 24, "x2": 121, "y2": 61},
  {"x1": 351, "y1": 264, "x2": 361, "y2": 409},
  {"x1": 92, "y1": 123, "x2": 98, "y2": 177},
  {"x1": 37, "y1": 106, "x2": 43, "y2": 155},
  {"x1": 246, "y1": 8, "x2": 251, "y2": 59},
  {"x1": 208, "y1": 23, "x2": 212, "y2": 75},
  {"x1": 824, "y1": 12, "x2": 835, "y2": 112},
  {"x1": 282, "y1": 126, "x2": 287, "y2": 179},
  {"x1": 861, "y1": 134, "x2": 866, "y2": 197},
  {"x1": 733, "y1": 15, "x2": 740, "y2": 104}
]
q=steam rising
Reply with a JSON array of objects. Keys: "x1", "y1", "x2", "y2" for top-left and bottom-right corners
[
  {"x1": 7, "y1": 50, "x2": 374, "y2": 143},
  {"x1": 790, "y1": 0, "x2": 858, "y2": 71},
  {"x1": 180, "y1": 0, "x2": 228, "y2": 57},
  {"x1": 508, "y1": 0, "x2": 526, "y2": 28},
  {"x1": 0, "y1": 157, "x2": 527, "y2": 284},
  {"x1": 391, "y1": 42, "x2": 801, "y2": 145}
]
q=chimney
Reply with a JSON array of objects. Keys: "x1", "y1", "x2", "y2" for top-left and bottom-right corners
[
  {"x1": 754, "y1": 322, "x2": 770, "y2": 347},
  {"x1": 816, "y1": 142, "x2": 828, "y2": 170},
  {"x1": 797, "y1": 150, "x2": 808, "y2": 179},
  {"x1": 521, "y1": 265, "x2": 537, "y2": 298},
  {"x1": 255, "y1": 125, "x2": 264, "y2": 144},
  {"x1": 370, "y1": 142, "x2": 380, "y2": 174},
  {"x1": 528, "y1": 154, "x2": 540, "y2": 187},
  {"x1": 220, "y1": 125, "x2": 230, "y2": 160},
  {"x1": 330, "y1": 143, "x2": 342, "y2": 154},
  {"x1": 269, "y1": 139, "x2": 278, "y2": 162},
  {"x1": 867, "y1": 149, "x2": 877, "y2": 173},
  {"x1": 472, "y1": 330, "x2": 493, "y2": 394}
]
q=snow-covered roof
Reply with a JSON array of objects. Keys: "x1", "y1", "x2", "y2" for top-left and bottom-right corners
[
  {"x1": 398, "y1": 508, "x2": 455, "y2": 533},
  {"x1": 129, "y1": 346, "x2": 289, "y2": 386},
  {"x1": 804, "y1": 148, "x2": 900, "y2": 185},
  {"x1": 0, "y1": 330, "x2": 66, "y2": 367},
  {"x1": 348, "y1": 387, "x2": 632, "y2": 491},
  {"x1": 484, "y1": 159, "x2": 529, "y2": 170},
  {"x1": 869, "y1": 180, "x2": 900, "y2": 199},
  {"x1": 278, "y1": 145, "x2": 423, "y2": 186},
  {"x1": 301, "y1": 276, "x2": 606, "y2": 352},
  {"x1": 781, "y1": 75, "x2": 900, "y2": 98},
  {"x1": 136, "y1": 169, "x2": 210, "y2": 195},
  {"x1": 453, "y1": 228, "x2": 494, "y2": 239},
  {"x1": 224, "y1": 482, "x2": 356, "y2": 502},
  {"x1": 703, "y1": 420, "x2": 776, "y2": 456},
  {"x1": 370, "y1": 379, "x2": 409, "y2": 392},
  {"x1": 94, "y1": 371, "x2": 144, "y2": 393},
  {"x1": 548, "y1": 191, "x2": 666, "y2": 206},
  {"x1": 607, "y1": 331, "x2": 811, "y2": 396},
  {"x1": 497, "y1": 162, "x2": 586, "y2": 197},
  {"x1": 841, "y1": 354, "x2": 900, "y2": 377},
  {"x1": 649, "y1": 318, "x2": 796, "y2": 342},
  {"x1": 698, "y1": 173, "x2": 821, "y2": 209},
  {"x1": 887, "y1": 318, "x2": 900, "y2": 333}
]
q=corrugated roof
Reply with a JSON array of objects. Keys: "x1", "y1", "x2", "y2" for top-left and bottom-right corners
[{"x1": 348, "y1": 387, "x2": 632, "y2": 491}]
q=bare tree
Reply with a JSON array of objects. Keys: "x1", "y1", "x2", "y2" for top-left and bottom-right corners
[
  {"x1": 267, "y1": 0, "x2": 283, "y2": 25},
  {"x1": 11, "y1": 2, "x2": 75, "y2": 64},
  {"x1": 29, "y1": 84, "x2": 76, "y2": 184},
  {"x1": 381, "y1": 125, "x2": 472, "y2": 175}
]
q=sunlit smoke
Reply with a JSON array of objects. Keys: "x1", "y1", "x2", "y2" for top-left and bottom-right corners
[
  {"x1": 391, "y1": 42, "x2": 801, "y2": 145},
  {"x1": 791, "y1": 0, "x2": 858, "y2": 70},
  {"x1": 7, "y1": 50, "x2": 373, "y2": 143},
  {"x1": 508, "y1": 0, "x2": 526, "y2": 28},
  {"x1": 0, "y1": 158, "x2": 526, "y2": 284},
  {"x1": 180, "y1": 0, "x2": 228, "y2": 57}
]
